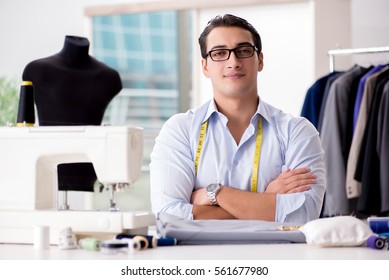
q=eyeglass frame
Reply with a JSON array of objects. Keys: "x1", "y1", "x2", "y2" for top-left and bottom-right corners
[{"x1": 205, "y1": 45, "x2": 259, "y2": 62}]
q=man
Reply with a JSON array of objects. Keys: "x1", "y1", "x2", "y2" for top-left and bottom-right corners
[{"x1": 150, "y1": 14, "x2": 325, "y2": 224}]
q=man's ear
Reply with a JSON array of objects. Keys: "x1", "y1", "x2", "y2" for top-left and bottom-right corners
[
  {"x1": 201, "y1": 58, "x2": 209, "y2": 77},
  {"x1": 258, "y1": 52, "x2": 264, "y2": 72}
]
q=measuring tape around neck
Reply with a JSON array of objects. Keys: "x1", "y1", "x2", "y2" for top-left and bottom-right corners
[
  {"x1": 194, "y1": 120, "x2": 208, "y2": 175},
  {"x1": 194, "y1": 116, "x2": 263, "y2": 192}
]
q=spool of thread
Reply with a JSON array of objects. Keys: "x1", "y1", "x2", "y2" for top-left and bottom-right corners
[
  {"x1": 132, "y1": 236, "x2": 150, "y2": 250},
  {"x1": 16, "y1": 81, "x2": 35, "y2": 127},
  {"x1": 367, "y1": 235, "x2": 386, "y2": 250},
  {"x1": 157, "y1": 237, "x2": 177, "y2": 246},
  {"x1": 115, "y1": 234, "x2": 157, "y2": 249},
  {"x1": 100, "y1": 240, "x2": 129, "y2": 254},
  {"x1": 119, "y1": 238, "x2": 141, "y2": 252},
  {"x1": 79, "y1": 238, "x2": 101, "y2": 251},
  {"x1": 34, "y1": 225, "x2": 50, "y2": 250},
  {"x1": 368, "y1": 218, "x2": 389, "y2": 234}
]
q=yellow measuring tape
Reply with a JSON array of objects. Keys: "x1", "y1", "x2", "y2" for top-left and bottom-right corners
[
  {"x1": 194, "y1": 120, "x2": 208, "y2": 175},
  {"x1": 251, "y1": 117, "x2": 262, "y2": 192},
  {"x1": 195, "y1": 116, "x2": 263, "y2": 192}
]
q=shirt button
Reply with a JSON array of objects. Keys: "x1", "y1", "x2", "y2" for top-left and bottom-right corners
[{"x1": 233, "y1": 160, "x2": 238, "y2": 166}]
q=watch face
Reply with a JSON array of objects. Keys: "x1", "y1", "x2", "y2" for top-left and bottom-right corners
[{"x1": 207, "y1": 184, "x2": 219, "y2": 192}]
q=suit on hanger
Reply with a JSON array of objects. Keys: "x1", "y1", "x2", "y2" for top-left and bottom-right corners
[
  {"x1": 317, "y1": 72, "x2": 343, "y2": 133},
  {"x1": 321, "y1": 65, "x2": 369, "y2": 217},
  {"x1": 355, "y1": 70, "x2": 389, "y2": 215},
  {"x1": 353, "y1": 64, "x2": 387, "y2": 132},
  {"x1": 377, "y1": 82, "x2": 389, "y2": 214},
  {"x1": 346, "y1": 66, "x2": 389, "y2": 199},
  {"x1": 301, "y1": 72, "x2": 340, "y2": 129}
]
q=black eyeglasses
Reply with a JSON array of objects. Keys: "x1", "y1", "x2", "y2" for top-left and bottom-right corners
[{"x1": 206, "y1": 45, "x2": 258, "y2": 62}]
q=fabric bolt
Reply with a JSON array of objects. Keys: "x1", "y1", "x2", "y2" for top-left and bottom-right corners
[{"x1": 157, "y1": 212, "x2": 306, "y2": 245}]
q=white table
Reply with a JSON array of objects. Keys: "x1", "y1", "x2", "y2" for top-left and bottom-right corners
[
  {"x1": 1, "y1": 243, "x2": 388, "y2": 260},
  {"x1": 1, "y1": 243, "x2": 388, "y2": 280}
]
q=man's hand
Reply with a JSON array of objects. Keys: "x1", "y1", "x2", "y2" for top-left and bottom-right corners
[
  {"x1": 190, "y1": 188, "x2": 210, "y2": 206},
  {"x1": 265, "y1": 167, "x2": 316, "y2": 194},
  {"x1": 191, "y1": 187, "x2": 237, "y2": 219}
]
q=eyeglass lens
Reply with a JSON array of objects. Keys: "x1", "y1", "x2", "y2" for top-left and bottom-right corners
[{"x1": 209, "y1": 46, "x2": 256, "y2": 61}]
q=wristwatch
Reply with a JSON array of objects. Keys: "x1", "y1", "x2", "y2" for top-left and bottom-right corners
[{"x1": 206, "y1": 183, "x2": 221, "y2": 205}]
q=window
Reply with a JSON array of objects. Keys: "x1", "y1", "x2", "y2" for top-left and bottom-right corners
[{"x1": 91, "y1": 11, "x2": 192, "y2": 211}]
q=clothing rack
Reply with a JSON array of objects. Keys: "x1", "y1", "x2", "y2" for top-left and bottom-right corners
[{"x1": 328, "y1": 46, "x2": 389, "y2": 72}]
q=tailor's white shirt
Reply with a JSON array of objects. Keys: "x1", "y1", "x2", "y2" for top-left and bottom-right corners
[{"x1": 150, "y1": 98, "x2": 326, "y2": 224}]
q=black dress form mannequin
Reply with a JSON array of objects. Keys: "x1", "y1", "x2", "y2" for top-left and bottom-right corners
[
  {"x1": 23, "y1": 35, "x2": 122, "y2": 125},
  {"x1": 22, "y1": 35, "x2": 122, "y2": 192}
]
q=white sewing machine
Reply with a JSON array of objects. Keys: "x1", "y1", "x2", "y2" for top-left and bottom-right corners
[{"x1": 0, "y1": 125, "x2": 155, "y2": 244}]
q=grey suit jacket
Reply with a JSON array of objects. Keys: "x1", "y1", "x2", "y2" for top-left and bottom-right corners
[{"x1": 321, "y1": 65, "x2": 368, "y2": 216}]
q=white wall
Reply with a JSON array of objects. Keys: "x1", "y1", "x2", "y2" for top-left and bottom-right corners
[
  {"x1": 351, "y1": 0, "x2": 389, "y2": 67},
  {"x1": 1, "y1": 0, "x2": 388, "y2": 114},
  {"x1": 0, "y1": 0, "x2": 132, "y2": 80},
  {"x1": 196, "y1": 2, "x2": 315, "y2": 116},
  {"x1": 352, "y1": 0, "x2": 389, "y2": 48}
]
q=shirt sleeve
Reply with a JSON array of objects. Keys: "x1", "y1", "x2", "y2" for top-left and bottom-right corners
[
  {"x1": 149, "y1": 113, "x2": 195, "y2": 220},
  {"x1": 274, "y1": 117, "x2": 326, "y2": 224}
]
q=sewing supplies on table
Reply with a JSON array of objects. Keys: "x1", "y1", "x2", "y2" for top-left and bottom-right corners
[
  {"x1": 115, "y1": 233, "x2": 177, "y2": 247},
  {"x1": 100, "y1": 240, "x2": 132, "y2": 254},
  {"x1": 367, "y1": 235, "x2": 387, "y2": 250},
  {"x1": 368, "y1": 217, "x2": 389, "y2": 234},
  {"x1": 58, "y1": 227, "x2": 78, "y2": 250},
  {"x1": 78, "y1": 238, "x2": 141, "y2": 254},
  {"x1": 367, "y1": 217, "x2": 389, "y2": 250},
  {"x1": 78, "y1": 238, "x2": 101, "y2": 251},
  {"x1": 33, "y1": 225, "x2": 50, "y2": 250}
]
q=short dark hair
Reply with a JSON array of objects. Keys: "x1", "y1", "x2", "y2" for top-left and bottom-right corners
[{"x1": 198, "y1": 14, "x2": 262, "y2": 59}]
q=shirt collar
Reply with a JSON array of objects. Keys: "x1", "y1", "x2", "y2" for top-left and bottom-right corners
[
  {"x1": 202, "y1": 99, "x2": 219, "y2": 123},
  {"x1": 257, "y1": 97, "x2": 272, "y2": 124},
  {"x1": 202, "y1": 97, "x2": 272, "y2": 125}
]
